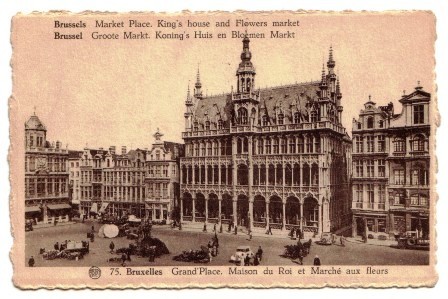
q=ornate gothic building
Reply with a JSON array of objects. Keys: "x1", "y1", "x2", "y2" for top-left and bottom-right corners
[{"x1": 180, "y1": 37, "x2": 351, "y2": 236}]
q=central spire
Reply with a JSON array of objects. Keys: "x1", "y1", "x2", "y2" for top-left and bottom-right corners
[{"x1": 236, "y1": 35, "x2": 256, "y2": 94}]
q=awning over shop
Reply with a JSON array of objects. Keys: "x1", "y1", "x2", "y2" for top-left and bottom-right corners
[
  {"x1": 47, "y1": 203, "x2": 72, "y2": 210},
  {"x1": 98, "y1": 202, "x2": 109, "y2": 213},
  {"x1": 90, "y1": 203, "x2": 98, "y2": 214},
  {"x1": 25, "y1": 206, "x2": 41, "y2": 213}
]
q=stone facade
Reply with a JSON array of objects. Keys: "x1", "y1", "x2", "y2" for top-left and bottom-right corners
[
  {"x1": 24, "y1": 114, "x2": 71, "y2": 224},
  {"x1": 180, "y1": 37, "x2": 352, "y2": 236},
  {"x1": 351, "y1": 84, "x2": 431, "y2": 238}
]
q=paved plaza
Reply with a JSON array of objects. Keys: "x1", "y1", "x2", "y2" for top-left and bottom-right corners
[{"x1": 25, "y1": 221, "x2": 429, "y2": 267}]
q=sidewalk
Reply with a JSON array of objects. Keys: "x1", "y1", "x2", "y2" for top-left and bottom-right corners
[
  {"x1": 168, "y1": 222, "x2": 319, "y2": 241},
  {"x1": 345, "y1": 236, "x2": 397, "y2": 247},
  {"x1": 30, "y1": 221, "x2": 77, "y2": 230}
]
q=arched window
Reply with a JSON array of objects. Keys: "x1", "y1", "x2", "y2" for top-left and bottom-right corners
[
  {"x1": 193, "y1": 121, "x2": 199, "y2": 131},
  {"x1": 205, "y1": 121, "x2": 210, "y2": 131},
  {"x1": 237, "y1": 107, "x2": 248, "y2": 125},
  {"x1": 367, "y1": 117, "x2": 374, "y2": 129},
  {"x1": 294, "y1": 112, "x2": 300, "y2": 124},
  {"x1": 246, "y1": 78, "x2": 251, "y2": 92},
  {"x1": 218, "y1": 119, "x2": 223, "y2": 130}
]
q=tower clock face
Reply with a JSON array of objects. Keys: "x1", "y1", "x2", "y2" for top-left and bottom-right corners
[{"x1": 36, "y1": 157, "x2": 47, "y2": 169}]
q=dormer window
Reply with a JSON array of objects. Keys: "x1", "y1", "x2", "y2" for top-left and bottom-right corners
[
  {"x1": 205, "y1": 121, "x2": 210, "y2": 131},
  {"x1": 357, "y1": 122, "x2": 362, "y2": 130},
  {"x1": 193, "y1": 121, "x2": 199, "y2": 131},
  {"x1": 218, "y1": 119, "x2": 223, "y2": 130},
  {"x1": 293, "y1": 112, "x2": 300, "y2": 124},
  {"x1": 379, "y1": 120, "x2": 384, "y2": 128},
  {"x1": 413, "y1": 104, "x2": 424, "y2": 124},
  {"x1": 310, "y1": 111, "x2": 317, "y2": 123},
  {"x1": 278, "y1": 113, "x2": 284, "y2": 125},
  {"x1": 262, "y1": 115, "x2": 269, "y2": 126}
]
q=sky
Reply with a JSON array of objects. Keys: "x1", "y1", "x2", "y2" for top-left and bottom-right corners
[{"x1": 11, "y1": 11, "x2": 435, "y2": 150}]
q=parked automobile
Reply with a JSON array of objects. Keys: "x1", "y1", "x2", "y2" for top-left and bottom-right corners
[
  {"x1": 319, "y1": 232, "x2": 335, "y2": 245},
  {"x1": 396, "y1": 231, "x2": 429, "y2": 250},
  {"x1": 230, "y1": 246, "x2": 254, "y2": 264}
]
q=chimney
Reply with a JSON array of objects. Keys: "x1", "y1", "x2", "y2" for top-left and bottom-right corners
[
  {"x1": 109, "y1": 146, "x2": 116, "y2": 155},
  {"x1": 122, "y1": 146, "x2": 127, "y2": 155}
]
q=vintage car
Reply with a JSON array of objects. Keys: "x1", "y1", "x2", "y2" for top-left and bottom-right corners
[
  {"x1": 230, "y1": 246, "x2": 254, "y2": 263},
  {"x1": 396, "y1": 231, "x2": 430, "y2": 250},
  {"x1": 319, "y1": 232, "x2": 335, "y2": 245}
]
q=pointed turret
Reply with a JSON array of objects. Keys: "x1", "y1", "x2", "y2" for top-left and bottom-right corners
[
  {"x1": 327, "y1": 46, "x2": 335, "y2": 71},
  {"x1": 184, "y1": 84, "x2": 194, "y2": 131},
  {"x1": 194, "y1": 65, "x2": 203, "y2": 99}
]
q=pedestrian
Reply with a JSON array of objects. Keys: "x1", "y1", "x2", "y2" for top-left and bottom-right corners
[
  {"x1": 248, "y1": 229, "x2": 252, "y2": 240},
  {"x1": 219, "y1": 224, "x2": 223, "y2": 233},
  {"x1": 244, "y1": 254, "x2": 250, "y2": 266},
  {"x1": 268, "y1": 225, "x2": 273, "y2": 235},
  {"x1": 91, "y1": 225, "x2": 94, "y2": 232},
  {"x1": 298, "y1": 249, "x2": 304, "y2": 265},
  {"x1": 109, "y1": 241, "x2": 115, "y2": 253},
  {"x1": 203, "y1": 223, "x2": 207, "y2": 232},
  {"x1": 126, "y1": 248, "x2": 132, "y2": 262},
  {"x1": 234, "y1": 225, "x2": 238, "y2": 235},
  {"x1": 228, "y1": 222, "x2": 232, "y2": 232},
  {"x1": 208, "y1": 241, "x2": 213, "y2": 250},
  {"x1": 290, "y1": 228, "x2": 295, "y2": 239},
  {"x1": 299, "y1": 229, "x2": 303, "y2": 240},
  {"x1": 208, "y1": 250, "x2": 213, "y2": 263},
  {"x1": 59, "y1": 243, "x2": 64, "y2": 251},
  {"x1": 340, "y1": 235, "x2": 345, "y2": 247},
  {"x1": 256, "y1": 246, "x2": 263, "y2": 261},
  {"x1": 254, "y1": 254, "x2": 260, "y2": 266},
  {"x1": 296, "y1": 229, "x2": 300, "y2": 239},
  {"x1": 313, "y1": 255, "x2": 321, "y2": 266},
  {"x1": 28, "y1": 256, "x2": 35, "y2": 267},
  {"x1": 121, "y1": 253, "x2": 127, "y2": 266},
  {"x1": 54, "y1": 242, "x2": 59, "y2": 251},
  {"x1": 90, "y1": 233, "x2": 95, "y2": 243},
  {"x1": 213, "y1": 223, "x2": 217, "y2": 232}
]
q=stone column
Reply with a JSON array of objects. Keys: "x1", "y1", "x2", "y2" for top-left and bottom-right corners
[
  {"x1": 192, "y1": 198, "x2": 196, "y2": 222},
  {"x1": 218, "y1": 199, "x2": 222, "y2": 226},
  {"x1": 282, "y1": 201, "x2": 286, "y2": 230},
  {"x1": 232, "y1": 196, "x2": 237, "y2": 226},
  {"x1": 248, "y1": 200, "x2": 253, "y2": 231},
  {"x1": 318, "y1": 203, "x2": 322, "y2": 235},
  {"x1": 299, "y1": 202, "x2": 303, "y2": 231},
  {"x1": 180, "y1": 196, "x2": 183, "y2": 222},
  {"x1": 265, "y1": 201, "x2": 270, "y2": 229},
  {"x1": 205, "y1": 198, "x2": 209, "y2": 222}
]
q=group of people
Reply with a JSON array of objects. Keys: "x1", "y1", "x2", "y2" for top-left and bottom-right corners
[
  {"x1": 289, "y1": 228, "x2": 304, "y2": 240},
  {"x1": 241, "y1": 246, "x2": 263, "y2": 266},
  {"x1": 206, "y1": 234, "x2": 220, "y2": 262}
]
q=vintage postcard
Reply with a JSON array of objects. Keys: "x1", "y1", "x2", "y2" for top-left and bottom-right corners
[{"x1": 9, "y1": 10, "x2": 437, "y2": 288}]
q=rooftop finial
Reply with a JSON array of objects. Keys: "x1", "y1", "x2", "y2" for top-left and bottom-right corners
[
  {"x1": 33, "y1": 106, "x2": 36, "y2": 116},
  {"x1": 327, "y1": 45, "x2": 335, "y2": 69}
]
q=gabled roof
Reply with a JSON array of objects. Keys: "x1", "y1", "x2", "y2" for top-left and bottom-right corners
[
  {"x1": 192, "y1": 81, "x2": 321, "y2": 126},
  {"x1": 399, "y1": 87, "x2": 430, "y2": 104}
]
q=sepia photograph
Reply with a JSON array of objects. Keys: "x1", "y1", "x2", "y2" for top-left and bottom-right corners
[{"x1": 9, "y1": 10, "x2": 437, "y2": 288}]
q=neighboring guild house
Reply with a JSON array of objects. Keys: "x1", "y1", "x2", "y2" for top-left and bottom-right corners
[
  {"x1": 180, "y1": 36, "x2": 352, "y2": 236},
  {"x1": 68, "y1": 150, "x2": 82, "y2": 212},
  {"x1": 351, "y1": 84, "x2": 431, "y2": 239},
  {"x1": 145, "y1": 129, "x2": 184, "y2": 222},
  {"x1": 24, "y1": 113, "x2": 71, "y2": 224}
]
